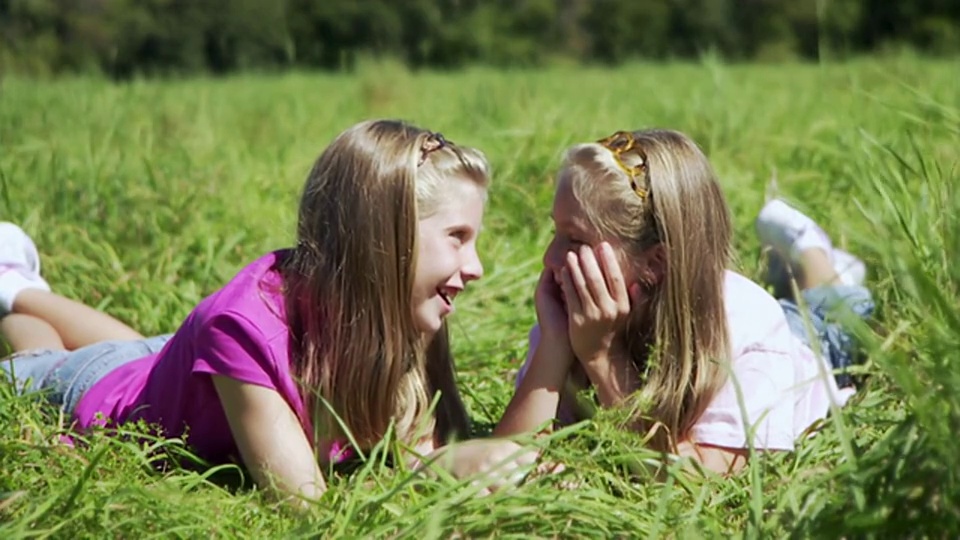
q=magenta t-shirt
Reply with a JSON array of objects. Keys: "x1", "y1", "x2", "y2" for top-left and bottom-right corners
[{"x1": 73, "y1": 251, "x2": 311, "y2": 463}]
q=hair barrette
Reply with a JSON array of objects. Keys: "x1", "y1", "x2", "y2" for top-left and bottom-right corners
[
  {"x1": 597, "y1": 130, "x2": 649, "y2": 200},
  {"x1": 418, "y1": 132, "x2": 448, "y2": 166}
]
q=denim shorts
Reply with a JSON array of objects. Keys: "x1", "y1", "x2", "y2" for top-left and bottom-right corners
[
  {"x1": 779, "y1": 285, "x2": 874, "y2": 388},
  {"x1": 0, "y1": 334, "x2": 172, "y2": 416}
]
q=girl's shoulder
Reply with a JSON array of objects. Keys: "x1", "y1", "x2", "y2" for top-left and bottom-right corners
[
  {"x1": 722, "y1": 269, "x2": 784, "y2": 317},
  {"x1": 190, "y1": 250, "x2": 291, "y2": 335},
  {"x1": 722, "y1": 270, "x2": 794, "y2": 357}
]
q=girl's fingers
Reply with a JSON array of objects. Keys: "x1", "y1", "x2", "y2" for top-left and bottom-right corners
[
  {"x1": 535, "y1": 269, "x2": 554, "y2": 299},
  {"x1": 597, "y1": 243, "x2": 630, "y2": 311},
  {"x1": 489, "y1": 448, "x2": 538, "y2": 491},
  {"x1": 565, "y1": 251, "x2": 595, "y2": 312},
  {"x1": 562, "y1": 245, "x2": 632, "y2": 324},
  {"x1": 536, "y1": 460, "x2": 566, "y2": 475},
  {"x1": 560, "y1": 265, "x2": 583, "y2": 315},
  {"x1": 577, "y1": 245, "x2": 613, "y2": 307}
]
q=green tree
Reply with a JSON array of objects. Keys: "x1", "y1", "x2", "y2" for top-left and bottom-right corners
[{"x1": 581, "y1": 0, "x2": 671, "y2": 62}]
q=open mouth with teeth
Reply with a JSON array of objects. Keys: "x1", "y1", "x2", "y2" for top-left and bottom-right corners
[{"x1": 438, "y1": 288, "x2": 454, "y2": 307}]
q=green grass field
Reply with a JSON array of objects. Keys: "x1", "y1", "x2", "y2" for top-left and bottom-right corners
[{"x1": 1, "y1": 57, "x2": 959, "y2": 537}]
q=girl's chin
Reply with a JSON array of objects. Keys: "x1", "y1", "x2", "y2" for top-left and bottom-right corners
[{"x1": 413, "y1": 313, "x2": 444, "y2": 336}]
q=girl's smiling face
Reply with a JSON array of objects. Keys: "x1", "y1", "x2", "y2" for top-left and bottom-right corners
[
  {"x1": 543, "y1": 173, "x2": 634, "y2": 288},
  {"x1": 543, "y1": 172, "x2": 664, "y2": 311},
  {"x1": 411, "y1": 179, "x2": 486, "y2": 335}
]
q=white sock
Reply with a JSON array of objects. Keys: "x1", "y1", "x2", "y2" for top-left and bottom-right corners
[{"x1": 0, "y1": 269, "x2": 50, "y2": 314}]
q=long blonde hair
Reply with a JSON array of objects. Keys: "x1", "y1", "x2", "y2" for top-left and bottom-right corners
[
  {"x1": 561, "y1": 129, "x2": 732, "y2": 450},
  {"x1": 282, "y1": 119, "x2": 489, "y2": 449}
]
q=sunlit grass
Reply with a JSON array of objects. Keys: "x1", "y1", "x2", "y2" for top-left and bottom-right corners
[{"x1": 1, "y1": 57, "x2": 958, "y2": 537}]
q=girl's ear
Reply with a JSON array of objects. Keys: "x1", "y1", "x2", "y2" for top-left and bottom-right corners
[
  {"x1": 628, "y1": 282, "x2": 643, "y2": 306},
  {"x1": 641, "y1": 243, "x2": 667, "y2": 287}
]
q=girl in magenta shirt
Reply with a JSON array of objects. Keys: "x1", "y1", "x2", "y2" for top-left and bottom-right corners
[{"x1": 0, "y1": 119, "x2": 523, "y2": 501}]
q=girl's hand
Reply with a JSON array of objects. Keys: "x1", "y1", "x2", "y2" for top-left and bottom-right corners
[
  {"x1": 423, "y1": 439, "x2": 540, "y2": 495},
  {"x1": 560, "y1": 243, "x2": 634, "y2": 364},
  {"x1": 532, "y1": 271, "x2": 577, "y2": 372},
  {"x1": 534, "y1": 269, "x2": 570, "y2": 342}
]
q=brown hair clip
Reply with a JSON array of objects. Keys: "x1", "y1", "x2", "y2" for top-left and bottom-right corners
[
  {"x1": 418, "y1": 132, "x2": 448, "y2": 166},
  {"x1": 597, "y1": 130, "x2": 649, "y2": 200}
]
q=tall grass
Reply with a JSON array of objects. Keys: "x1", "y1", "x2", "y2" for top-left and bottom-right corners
[{"x1": 1, "y1": 57, "x2": 958, "y2": 537}]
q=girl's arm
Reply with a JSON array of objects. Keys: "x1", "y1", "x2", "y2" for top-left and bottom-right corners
[
  {"x1": 578, "y1": 348, "x2": 640, "y2": 408},
  {"x1": 494, "y1": 338, "x2": 573, "y2": 436},
  {"x1": 212, "y1": 375, "x2": 326, "y2": 502},
  {"x1": 496, "y1": 270, "x2": 578, "y2": 437},
  {"x1": 676, "y1": 441, "x2": 749, "y2": 474}
]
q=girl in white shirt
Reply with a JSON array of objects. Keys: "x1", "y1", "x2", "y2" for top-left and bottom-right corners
[{"x1": 495, "y1": 129, "x2": 873, "y2": 473}]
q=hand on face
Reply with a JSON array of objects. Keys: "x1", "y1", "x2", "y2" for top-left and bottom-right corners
[
  {"x1": 559, "y1": 242, "x2": 638, "y2": 364},
  {"x1": 534, "y1": 269, "x2": 569, "y2": 340},
  {"x1": 532, "y1": 270, "x2": 577, "y2": 370}
]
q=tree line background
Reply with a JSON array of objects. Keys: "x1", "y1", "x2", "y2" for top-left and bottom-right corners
[{"x1": 3, "y1": 0, "x2": 959, "y2": 78}]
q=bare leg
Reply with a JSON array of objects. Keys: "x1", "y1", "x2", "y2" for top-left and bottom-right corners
[
  {"x1": 795, "y1": 248, "x2": 843, "y2": 290},
  {"x1": 12, "y1": 289, "x2": 143, "y2": 350},
  {"x1": 1, "y1": 313, "x2": 65, "y2": 352},
  {"x1": 757, "y1": 199, "x2": 851, "y2": 296}
]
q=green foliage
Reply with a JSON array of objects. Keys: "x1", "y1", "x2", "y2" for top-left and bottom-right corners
[
  {"x1": 1, "y1": 59, "x2": 959, "y2": 536},
  {"x1": 1, "y1": 0, "x2": 959, "y2": 77}
]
